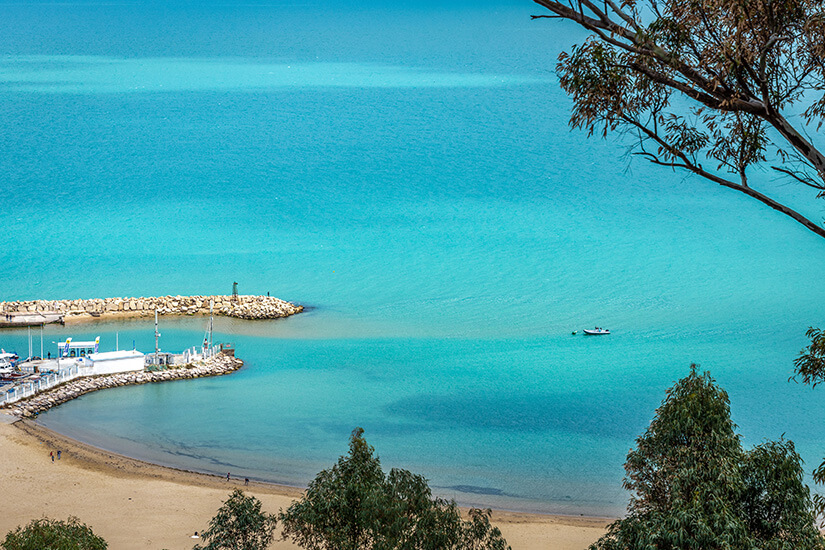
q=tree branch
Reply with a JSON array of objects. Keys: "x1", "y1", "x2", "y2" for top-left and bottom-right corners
[
  {"x1": 534, "y1": 0, "x2": 767, "y2": 112},
  {"x1": 625, "y1": 116, "x2": 825, "y2": 237},
  {"x1": 535, "y1": 0, "x2": 825, "y2": 238},
  {"x1": 771, "y1": 166, "x2": 825, "y2": 190}
]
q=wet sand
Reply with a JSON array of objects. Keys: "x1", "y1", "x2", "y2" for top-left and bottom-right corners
[{"x1": 0, "y1": 414, "x2": 610, "y2": 549}]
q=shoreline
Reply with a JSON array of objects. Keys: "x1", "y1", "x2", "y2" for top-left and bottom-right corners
[
  {"x1": 1, "y1": 415, "x2": 611, "y2": 549},
  {"x1": 15, "y1": 418, "x2": 306, "y2": 497}
]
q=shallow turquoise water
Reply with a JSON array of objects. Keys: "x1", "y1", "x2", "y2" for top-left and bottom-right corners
[{"x1": 2, "y1": 0, "x2": 825, "y2": 517}]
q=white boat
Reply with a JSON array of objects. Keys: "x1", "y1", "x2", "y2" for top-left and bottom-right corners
[
  {"x1": 583, "y1": 328, "x2": 610, "y2": 335},
  {"x1": 0, "y1": 351, "x2": 19, "y2": 373}
]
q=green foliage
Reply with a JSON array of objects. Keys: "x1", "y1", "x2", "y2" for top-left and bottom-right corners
[
  {"x1": 793, "y1": 326, "x2": 825, "y2": 522},
  {"x1": 279, "y1": 427, "x2": 511, "y2": 550},
  {"x1": 591, "y1": 365, "x2": 823, "y2": 550},
  {"x1": 461, "y1": 509, "x2": 510, "y2": 550},
  {"x1": 538, "y1": 0, "x2": 825, "y2": 237},
  {"x1": 741, "y1": 439, "x2": 822, "y2": 547},
  {"x1": 794, "y1": 327, "x2": 825, "y2": 387},
  {"x1": 1, "y1": 517, "x2": 107, "y2": 550},
  {"x1": 194, "y1": 489, "x2": 277, "y2": 550}
]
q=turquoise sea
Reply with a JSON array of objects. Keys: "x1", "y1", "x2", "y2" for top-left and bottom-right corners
[{"x1": 2, "y1": 0, "x2": 825, "y2": 517}]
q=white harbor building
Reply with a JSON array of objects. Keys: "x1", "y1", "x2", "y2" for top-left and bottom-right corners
[{"x1": 56, "y1": 338, "x2": 144, "y2": 375}]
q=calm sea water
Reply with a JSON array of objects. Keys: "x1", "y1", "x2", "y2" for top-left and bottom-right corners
[{"x1": 2, "y1": 0, "x2": 825, "y2": 517}]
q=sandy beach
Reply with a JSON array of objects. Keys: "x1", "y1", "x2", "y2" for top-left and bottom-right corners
[{"x1": 0, "y1": 413, "x2": 610, "y2": 550}]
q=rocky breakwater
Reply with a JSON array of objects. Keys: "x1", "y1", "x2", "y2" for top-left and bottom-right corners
[
  {"x1": 0, "y1": 294, "x2": 303, "y2": 322},
  {"x1": 2, "y1": 353, "x2": 243, "y2": 418}
]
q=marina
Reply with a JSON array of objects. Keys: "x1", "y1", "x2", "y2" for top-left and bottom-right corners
[
  {"x1": 1, "y1": 352, "x2": 242, "y2": 417},
  {"x1": 0, "y1": 306, "x2": 236, "y2": 410}
]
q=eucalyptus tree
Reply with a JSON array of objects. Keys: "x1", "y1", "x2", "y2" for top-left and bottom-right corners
[
  {"x1": 279, "y1": 428, "x2": 510, "y2": 550},
  {"x1": 532, "y1": 0, "x2": 825, "y2": 237},
  {"x1": 194, "y1": 489, "x2": 277, "y2": 550},
  {"x1": 591, "y1": 366, "x2": 823, "y2": 549},
  {"x1": 1, "y1": 517, "x2": 107, "y2": 550},
  {"x1": 794, "y1": 328, "x2": 825, "y2": 521}
]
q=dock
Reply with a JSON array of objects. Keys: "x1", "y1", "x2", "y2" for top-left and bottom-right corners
[
  {"x1": 0, "y1": 312, "x2": 64, "y2": 329},
  {"x1": 1, "y1": 351, "x2": 243, "y2": 416}
]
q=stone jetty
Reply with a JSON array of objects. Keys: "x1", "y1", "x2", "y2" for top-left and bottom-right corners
[
  {"x1": 2, "y1": 353, "x2": 243, "y2": 418},
  {"x1": 0, "y1": 294, "x2": 302, "y2": 325}
]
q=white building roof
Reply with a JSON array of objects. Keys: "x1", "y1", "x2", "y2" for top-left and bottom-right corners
[{"x1": 89, "y1": 350, "x2": 144, "y2": 362}]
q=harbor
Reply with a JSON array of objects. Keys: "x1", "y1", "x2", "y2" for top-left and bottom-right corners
[
  {"x1": 1, "y1": 352, "x2": 242, "y2": 417},
  {"x1": 0, "y1": 304, "x2": 242, "y2": 414}
]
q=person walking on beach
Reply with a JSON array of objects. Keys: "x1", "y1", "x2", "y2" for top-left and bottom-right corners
[
  {"x1": 244, "y1": 477, "x2": 249, "y2": 486},
  {"x1": 226, "y1": 472, "x2": 230, "y2": 481},
  {"x1": 57, "y1": 450, "x2": 61, "y2": 460},
  {"x1": 50, "y1": 451, "x2": 54, "y2": 462}
]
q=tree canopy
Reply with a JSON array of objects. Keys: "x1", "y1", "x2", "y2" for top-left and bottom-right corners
[
  {"x1": 794, "y1": 327, "x2": 825, "y2": 387},
  {"x1": 194, "y1": 489, "x2": 277, "y2": 550},
  {"x1": 591, "y1": 365, "x2": 823, "y2": 549},
  {"x1": 279, "y1": 427, "x2": 510, "y2": 550},
  {"x1": 533, "y1": 0, "x2": 825, "y2": 237},
  {"x1": 794, "y1": 327, "x2": 825, "y2": 522},
  {"x1": 1, "y1": 517, "x2": 107, "y2": 550}
]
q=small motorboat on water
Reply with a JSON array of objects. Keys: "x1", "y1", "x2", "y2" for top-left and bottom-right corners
[{"x1": 583, "y1": 327, "x2": 610, "y2": 335}]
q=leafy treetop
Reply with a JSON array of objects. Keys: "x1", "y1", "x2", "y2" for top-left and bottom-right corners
[
  {"x1": 591, "y1": 365, "x2": 823, "y2": 549},
  {"x1": 534, "y1": 0, "x2": 825, "y2": 237},
  {"x1": 1, "y1": 516, "x2": 107, "y2": 550},
  {"x1": 194, "y1": 489, "x2": 277, "y2": 550},
  {"x1": 279, "y1": 427, "x2": 510, "y2": 550}
]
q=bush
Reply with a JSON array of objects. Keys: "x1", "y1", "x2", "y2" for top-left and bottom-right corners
[{"x1": 2, "y1": 516, "x2": 107, "y2": 550}]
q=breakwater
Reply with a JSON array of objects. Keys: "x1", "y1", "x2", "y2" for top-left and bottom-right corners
[
  {"x1": 2, "y1": 353, "x2": 243, "y2": 418},
  {"x1": 0, "y1": 294, "x2": 302, "y2": 323}
]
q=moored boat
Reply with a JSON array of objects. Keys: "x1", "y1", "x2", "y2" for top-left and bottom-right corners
[
  {"x1": 0, "y1": 351, "x2": 19, "y2": 376},
  {"x1": 583, "y1": 327, "x2": 610, "y2": 335}
]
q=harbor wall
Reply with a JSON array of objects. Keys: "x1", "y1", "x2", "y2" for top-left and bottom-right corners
[
  {"x1": 0, "y1": 294, "x2": 302, "y2": 322},
  {"x1": 2, "y1": 352, "x2": 243, "y2": 418}
]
